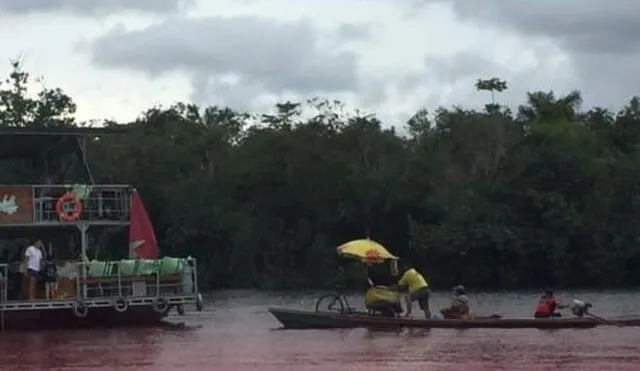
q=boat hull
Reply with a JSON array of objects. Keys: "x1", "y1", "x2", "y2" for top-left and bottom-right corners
[
  {"x1": 0, "y1": 305, "x2": 174, "y2": 331},
  {"x1": 268, "y1": 308, "x2": 640, "y2": 330}
]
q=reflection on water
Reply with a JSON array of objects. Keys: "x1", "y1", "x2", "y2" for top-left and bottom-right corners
[{"x1": 1, "y1": 290, "x2": 640, "y2": 370}]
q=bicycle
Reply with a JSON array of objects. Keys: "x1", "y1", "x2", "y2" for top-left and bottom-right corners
[
  {"x1": 314, "y1": 291, "x2": 354, "y2": 314},
  {"x1": 314, "y1": 267, "x2": 356, "y2": 314}
]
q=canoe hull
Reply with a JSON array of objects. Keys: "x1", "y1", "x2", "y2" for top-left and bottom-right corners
[{"x1": 268, "y1": 308, "x2": 640, "y2": 330}]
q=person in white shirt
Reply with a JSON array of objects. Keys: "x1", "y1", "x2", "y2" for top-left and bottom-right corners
[{"x1": 24, "y1": 240, "x2": 44, "y2": 300}]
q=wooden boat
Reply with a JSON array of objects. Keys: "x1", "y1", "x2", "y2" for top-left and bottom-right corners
[
  {"x1": 281, "y1": 240, "x2": 640, "y2": 330},
  {"x1": 269, "y1": 307, "x2": 640, "y2": 329},
  {"x1": 0, "y1": 128, "x2": 204, "y2": 331}
]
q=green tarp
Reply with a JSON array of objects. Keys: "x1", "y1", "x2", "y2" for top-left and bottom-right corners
[{"x1": 85, "y1": 257, "x2": 187, "y2": 276}]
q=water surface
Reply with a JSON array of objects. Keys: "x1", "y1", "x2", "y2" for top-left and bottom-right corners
[{"x1": 1, "y1": 290, "x2": 639, "y2": 370}]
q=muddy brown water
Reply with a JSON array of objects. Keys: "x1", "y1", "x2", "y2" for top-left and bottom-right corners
[{"x1": 1, "y1": 290, "x2": 639, "y2": 370}]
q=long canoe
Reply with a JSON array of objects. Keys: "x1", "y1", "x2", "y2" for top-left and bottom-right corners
[{"x1": 268, "y1": 307, "x2": 640, "y2": 330}]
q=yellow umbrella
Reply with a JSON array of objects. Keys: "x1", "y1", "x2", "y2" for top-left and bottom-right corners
[{"x1": 336, "y1": 239, "x2": 398, "y2": 261}]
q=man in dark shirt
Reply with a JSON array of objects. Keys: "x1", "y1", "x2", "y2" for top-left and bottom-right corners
[{"x1": 43, "y1": 260, "x2": 58, "y2": 300}]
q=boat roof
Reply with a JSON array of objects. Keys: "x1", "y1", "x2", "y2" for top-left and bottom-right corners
[{"x1": 0, "y1": 126, "x2": 127, "y2": 159}]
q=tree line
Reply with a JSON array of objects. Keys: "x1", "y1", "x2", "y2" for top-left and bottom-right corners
[{"x1": 2, "y1": 61, "x2": 640, "y2": 290}]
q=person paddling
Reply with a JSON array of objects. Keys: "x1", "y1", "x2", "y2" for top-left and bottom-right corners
[
  {"x1": 392, "y1": 262, "x2": 431, "y2": 319},
  {"x1": 534, "y1": 289, "x2": 566, "y2": 318},
  {"x1": 568, "y1": 299, "x2": 592, "y2": 318}
]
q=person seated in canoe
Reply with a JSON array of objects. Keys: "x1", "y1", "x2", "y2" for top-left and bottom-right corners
[
  {"x1": 440, "y1": 285, "x2": 470, "y2": 319},
  {"x1": 568, "y1": 299, "x2": 592, "y2": 318},
  {"x1": 534, "y1": 290, "x2": 566, "y2": 318},
  {"x1": 391, "y1": 263, "x2": 430, "y2": 319}
]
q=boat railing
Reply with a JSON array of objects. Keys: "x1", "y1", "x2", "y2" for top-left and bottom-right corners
[
  {"x1": 75, "y1": 257, "x2": 199, "y2": 300},
  {"x1": 0, "y1": 263, "x2": 7, "y2": 304},
  {"x1": 0, "y1": 184, "x2": 132, "y2": 225},
  {"x1": 0, "y1": 257, "x2": 198, "y2": 304}
]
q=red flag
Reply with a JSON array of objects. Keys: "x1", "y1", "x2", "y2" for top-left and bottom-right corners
[{"x1": 129, "y1": 190, "x2": 159, "y2": 259}]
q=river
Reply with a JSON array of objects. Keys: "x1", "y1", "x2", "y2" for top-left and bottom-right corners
[{"x1": 1, "y1": 290, "x2": 639, "y2": 370}]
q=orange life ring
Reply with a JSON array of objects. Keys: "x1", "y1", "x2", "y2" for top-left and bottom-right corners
[{"x1": 55, "y1": 192, "x2": 82, "y2": 221}]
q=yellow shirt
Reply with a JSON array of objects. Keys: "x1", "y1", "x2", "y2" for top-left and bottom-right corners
[{"x1": 398, "y1": 268, "x2": 428, "y2": 293}]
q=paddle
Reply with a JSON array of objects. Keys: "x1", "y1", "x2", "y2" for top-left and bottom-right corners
[
  {"x1": 565, "y1": 299, "x2": 622, "y2": 327},
  {"x1": 586, "y1": 313, "x2": 621, "y2": 327}
]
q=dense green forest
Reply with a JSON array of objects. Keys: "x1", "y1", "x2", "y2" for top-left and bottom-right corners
[{"x1": 2, "y1": 61, "x2": 640, "y2": 290}]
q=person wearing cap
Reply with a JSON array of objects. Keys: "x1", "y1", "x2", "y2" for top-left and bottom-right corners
[
  {"x1": 392, "y1": 262, "x2": 431, "y2": 318},
  {"x1": 440, "y1": 285, "x2": 470, "y2": 319}
]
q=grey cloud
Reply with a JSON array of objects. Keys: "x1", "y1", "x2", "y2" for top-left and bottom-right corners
[
  {"x1": 189, "y1": 75, "x2": 263, "y2": 111},
  {"x1": 420, "y1": 52, "x2": 508, "y2": 108},
  {"x1": 435, "y1": 0, "x2": 640, "y2": 55},
  {"x1": 89, "y1": 16, "x2": 360, "y2": 108},
  {"x1": 337, "y1": 24, "x2": 371, "y2": 42},
  {"x1": 411, "y1": 0, "x2": 640, "y2": 111},
  {"x1": 405, "y1": 49, "x2": 580, "y2": 112},
  {"x1": 570, "y1": 52, "x2": 640, "y2": 109},
  {"x1": 424, "y1": 51, "x2": 501, "y2": 84},
  {"x1": 0, "y1": 0, "x2": 192, "y2": 15}
]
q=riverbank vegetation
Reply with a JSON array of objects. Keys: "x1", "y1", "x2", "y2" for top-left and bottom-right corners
[{"x1": 2, "y1": 62, "x2": 640, "y2": 290}]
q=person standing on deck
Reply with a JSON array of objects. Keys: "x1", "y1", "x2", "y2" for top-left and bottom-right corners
[
  {"x1": 24, "y1": 240, "x2": 44, "y2": 300},
  {"x1": 43, "y1": 258, "x2": 58, "y2": 300},
  {"x1": 392, "y1": 262, "x2": 431, "y2": 319}
]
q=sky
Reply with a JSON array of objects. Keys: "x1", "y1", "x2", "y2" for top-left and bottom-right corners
[{"x1": 0, "y1": 0, "x2": 638, "y2": 126}]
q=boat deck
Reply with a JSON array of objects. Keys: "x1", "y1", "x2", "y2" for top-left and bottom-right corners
[{"x1": 0, "y1": 258, "x2": 202, "y2": 314}]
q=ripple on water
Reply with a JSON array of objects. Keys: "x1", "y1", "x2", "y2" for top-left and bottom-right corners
[{"x1": 1, "y1": 290, "x2": 640, "y2": 370}]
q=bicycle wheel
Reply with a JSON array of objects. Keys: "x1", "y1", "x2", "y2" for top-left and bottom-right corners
[{"x1": 315, "y1": 294, "x2": 345, "y2": 313}]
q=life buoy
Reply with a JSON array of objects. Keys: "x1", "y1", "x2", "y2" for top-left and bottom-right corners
[
  {"x1": 72, "y1": 300, "x2": 88, "y2": 318},
  {"x1": 113, "y1": 297, "x2": 128, "y2": 313},
  {"x1": 152, "y1": 297, "x2": 169, "y2": 314},
  {"x1": 56, "y1": 193, "x2": 83, "y2": 221},
  {"x1": 196, "y1": 293, "x2": 203, "y2": 312}
]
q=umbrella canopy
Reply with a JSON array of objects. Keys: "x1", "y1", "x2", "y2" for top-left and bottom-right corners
[{"x1": 336, "y1": 239, "x2": 398, "y2": 262}]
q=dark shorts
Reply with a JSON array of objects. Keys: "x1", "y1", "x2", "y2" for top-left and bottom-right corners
[
  {"x1": 27, "y1": 269, "x2": 40, "y2": 278},
  {"x1": 410, "y1": 287, "x2": 430, "y2": 311}
]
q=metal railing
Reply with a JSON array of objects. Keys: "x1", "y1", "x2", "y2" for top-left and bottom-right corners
[
  {"x1": 77, "y1": 258, "x2": 199, "y2": 300},
  {"x1": 0, "y1": 263, "x2": 5, "y2": 330},
  {"x1": 0, "y1": 263, "x2": 7, "y2": 304},
  {"x1": 0, "y1": 184, "x2": 132, "y2": 225},
  {"x1": 31, "y1": 184, "x2": 131, "y2": 223},
  {"x1": 0, "y1": 257, "x2": 199, "y2": 303}
]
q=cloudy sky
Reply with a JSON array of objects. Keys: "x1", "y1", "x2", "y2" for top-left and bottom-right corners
[{"x1": 0, "y1": 0, "x2": 638, "y2": 126}]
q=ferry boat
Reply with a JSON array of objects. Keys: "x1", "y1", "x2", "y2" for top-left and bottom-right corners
[{"x1": 0, "y1": 127, "x2": 204, "y2": 330}]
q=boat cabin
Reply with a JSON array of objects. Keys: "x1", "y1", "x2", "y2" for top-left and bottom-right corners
[{"x1": 0, "y1": 127, "x2": 202, "y2": 327}]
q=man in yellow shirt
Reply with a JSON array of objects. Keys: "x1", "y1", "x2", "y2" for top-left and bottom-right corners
[{"x1": 393, "y1": 263, "x2": 431, "y2": 319}]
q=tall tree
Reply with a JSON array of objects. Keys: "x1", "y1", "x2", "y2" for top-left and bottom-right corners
[
  {"x1": 475, "y1": 77, "x2": 508, "y2": 105},
  {"x1": 3, "y1": 61, "x2": 640, "y2": 289}
]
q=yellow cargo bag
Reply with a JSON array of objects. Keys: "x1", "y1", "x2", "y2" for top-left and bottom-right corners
[{"x1": 365, "y1": 286, "x2": 400, "y2": 308}]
